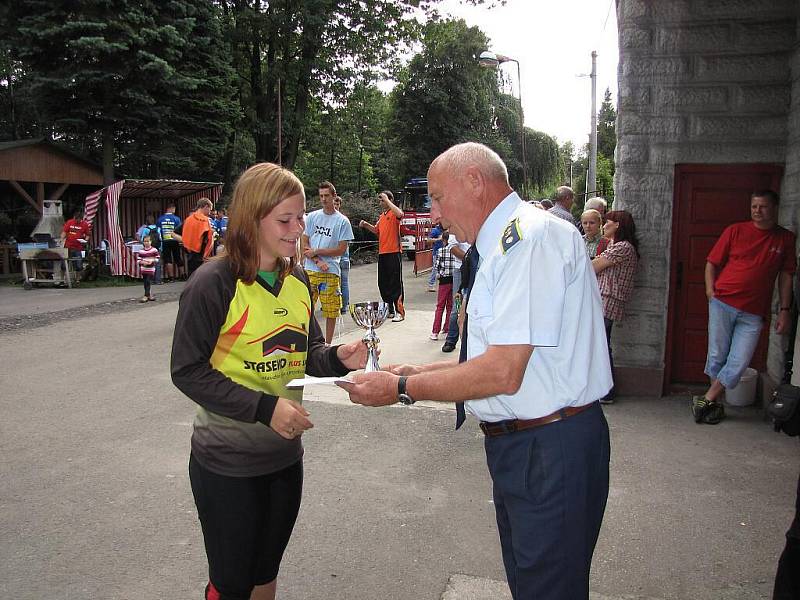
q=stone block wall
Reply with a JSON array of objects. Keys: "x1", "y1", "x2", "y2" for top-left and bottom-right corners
[{"x1": 615, "y1": 0, "x2": 798, "y2": 395}]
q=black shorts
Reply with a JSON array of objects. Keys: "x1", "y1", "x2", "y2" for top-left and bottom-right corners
[
  {"x1": 189, "y1": 455, "x2": 303, "y2": 599},
  {"x1": 161, "y1": 239, "x2": 181, "y2": 265}
]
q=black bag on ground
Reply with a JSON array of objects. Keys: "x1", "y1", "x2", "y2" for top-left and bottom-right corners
[
  {"x1": 768, "y1": 384, "x2": 800, "y2": 436},
  {"x1": 768, "y1": 299, "x2": 800, "y2": 436}
]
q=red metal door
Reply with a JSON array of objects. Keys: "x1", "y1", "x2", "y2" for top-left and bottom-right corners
[{"x1": 666, "y1": 164, "x2": 783, "y2": 386}]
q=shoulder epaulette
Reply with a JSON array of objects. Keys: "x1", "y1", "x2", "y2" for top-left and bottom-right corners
[{"x1": 500, "y1": 218, "x2": 523, "y2": 254}]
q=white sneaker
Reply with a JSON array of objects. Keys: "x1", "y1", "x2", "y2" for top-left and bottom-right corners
[
  {"x1": 429, "y1": 333, "x2": 438, "y2": 340},
  {"x1": 392, "y1": 314, "x2": 405, "y2": 322}
]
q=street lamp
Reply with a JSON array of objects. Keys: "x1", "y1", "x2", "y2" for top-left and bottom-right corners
[
  {"x1": 576, "y1": 51, "x2": 598, "y2": 200},
  {"x1": 479, "y1": 50, "x2": 528, "y2": 198}
]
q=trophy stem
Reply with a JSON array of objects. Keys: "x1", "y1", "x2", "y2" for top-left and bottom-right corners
[{"x1": 363, "y1": 331, "x2": 381, "y2": 373}]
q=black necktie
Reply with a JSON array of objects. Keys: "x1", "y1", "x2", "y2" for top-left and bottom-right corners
[{"x1": 456, "y1": 246, "x2": 480, "y2": 429}]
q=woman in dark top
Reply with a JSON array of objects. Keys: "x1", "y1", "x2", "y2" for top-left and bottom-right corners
[{"x1": 171, "y1": 162, "x2": 367, "y2": 600}]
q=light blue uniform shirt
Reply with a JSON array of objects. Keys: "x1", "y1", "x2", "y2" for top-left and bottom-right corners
[{"x1": 465, "y1": 192, "x2": 612, "y2": 421}]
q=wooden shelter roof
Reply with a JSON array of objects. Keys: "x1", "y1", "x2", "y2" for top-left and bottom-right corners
[{"x1": 0, "y1": 138, "x2": 104, "y2": 185}]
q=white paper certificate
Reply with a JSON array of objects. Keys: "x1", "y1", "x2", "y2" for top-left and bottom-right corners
[{"x1": 285, "y1": 376, "x2": 353, "y2": 388}]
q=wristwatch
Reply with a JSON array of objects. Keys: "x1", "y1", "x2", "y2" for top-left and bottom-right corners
[{"x1": 397, "y1": 376, "x2": 415, "y2": 405}]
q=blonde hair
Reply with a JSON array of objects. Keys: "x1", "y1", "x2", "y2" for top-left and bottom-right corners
[
  {"x1": 225, "y1": 163, "x2": 305, "y2": 283},
  {"x1": 581, "y1": 208, "x2": 602, "y2": 223}
]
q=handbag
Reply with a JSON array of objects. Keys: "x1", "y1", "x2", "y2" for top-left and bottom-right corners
[{"x1": 767, "y1": 301, "x2": 800, "y2": 436}]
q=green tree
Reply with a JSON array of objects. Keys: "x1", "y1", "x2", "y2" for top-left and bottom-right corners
[
  {"x1": 119, "y1": 1, "x2": 239, "y2": 181},
  {"x1": 220, "y1": 0, "x2": 431, "y2": 169},
  {"x1": 597, "y1": 87, "x2": 616, "y2": 162},
  {"x1": 10, "y1": 0, "x2": 204, "y2": 182},
  {"x1": 390, "y1": 19, "x2": 498, "y2": 181},
  {"x1": 294, "y1": 83, "x2": 392, "y2": 194}
]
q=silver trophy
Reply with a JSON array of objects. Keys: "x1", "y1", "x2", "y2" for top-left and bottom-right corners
[{"x1": 349, "y1": 301, "x2": 390, "y2": 373}]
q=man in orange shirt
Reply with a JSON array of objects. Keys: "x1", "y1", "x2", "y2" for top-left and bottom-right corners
[
  {"x1": 359, "y1": 190, "x2": 405, "y2": 321},
  {"x1": 179, "y1": 198, "x2": 214, "y2": 277}
]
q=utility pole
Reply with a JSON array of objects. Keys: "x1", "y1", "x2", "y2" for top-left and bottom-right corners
[{"x1": 587, "y1": 51, "x2": 598, "y2": 200}]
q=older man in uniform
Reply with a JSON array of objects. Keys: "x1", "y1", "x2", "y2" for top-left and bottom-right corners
[{"x1": 340, "y1": 142, "x2": 612, "y2": 599}]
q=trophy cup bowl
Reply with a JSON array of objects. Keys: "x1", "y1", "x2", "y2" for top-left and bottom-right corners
[{"x1": 349, "y1": 301, "x2": 390, "y2": 373}]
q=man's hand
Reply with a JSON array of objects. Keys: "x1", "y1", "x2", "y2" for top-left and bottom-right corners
[
  {"x1": 269, "y1": 397, "x2": 313, "y2": 439},
  {"x1": 303, "y1": 248, "x2": 316, "y2": 259},
  {"x1": 359, "y1": 220, "x2": 368, "y2": 229},
  {"x1": 336, "y1": 339, "x2": 370, "y2": 371},
  {"x1": 337, "y1": 371, "x2": 399, "y2": 407},
  {"x1": 776, "y1": 310, "x2": 791, "y2": 334}
]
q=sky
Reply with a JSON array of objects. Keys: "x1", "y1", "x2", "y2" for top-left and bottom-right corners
[{"x1": 420, "y1": 0, "x2": 619, "y2": 152}]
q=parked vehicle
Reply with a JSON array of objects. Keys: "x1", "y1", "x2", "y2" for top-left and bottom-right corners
[{"x1": 399, "y1": 177, "x2": 432, "y2": 259}]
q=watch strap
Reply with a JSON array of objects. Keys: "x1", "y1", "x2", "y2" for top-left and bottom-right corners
[{"x1": 398, "y1": 376, "x2": 408, "y2": 397}]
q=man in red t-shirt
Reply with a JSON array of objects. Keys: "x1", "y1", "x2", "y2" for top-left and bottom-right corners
[
  {"x1": 693, "y1": 190, "x2": 796, "y2": 424},
  {"x1": 359, "y1": 190, "x2": 406, "y2": 321},
  {"x1": 61, "y1": 209, "x2": 91, "y2": 271}
]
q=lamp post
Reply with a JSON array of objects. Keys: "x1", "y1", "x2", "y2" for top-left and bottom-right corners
[
  {"x1": 577, "y1": 50, "x2": 598, "y2": 200},
  {"x1": 588, "y1": 51, "x2": 597, "y2": 200},
  {"x1": 479, "y1": 50, "x2": 527, "y2": 198}
]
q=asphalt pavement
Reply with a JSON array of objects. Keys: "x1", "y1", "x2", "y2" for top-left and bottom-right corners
[{"x1": 0, "y1": 259, "x2": 798, "y2": 600}]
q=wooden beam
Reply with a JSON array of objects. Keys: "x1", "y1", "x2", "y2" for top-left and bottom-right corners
[
  {"x1": 36, "y1": 182, "x2": 45, "y2": 212},
  {"x1": 50, "y1": 183, "x2": 69, "y2": 200},
  {"x1": 9, "y1": 180, "x2": 40, "y2": 212}
]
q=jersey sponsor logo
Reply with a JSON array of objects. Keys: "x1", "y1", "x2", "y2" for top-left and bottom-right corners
[
  {"x1": 243, "y1": 357, "x2": 306, "y2": 372},
  {"x1": 248, "y1": 323, "x2": 308, "y2": 357},
  {"x1": 274, "y1": 308, "x2": 288, "y2": 316}
]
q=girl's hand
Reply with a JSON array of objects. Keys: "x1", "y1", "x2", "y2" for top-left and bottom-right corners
[
  {"x1": 269, "y1": 398, "x2": 313, "y2": 439},
  {"x1": 337, "y1": 339, "x2": 370, "y2": 370},
  {"x1": 383, "y1": 363, "x2": 423, "y2": 376}
]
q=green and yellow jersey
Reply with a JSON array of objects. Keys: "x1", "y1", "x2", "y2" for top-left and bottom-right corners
[{"x1": 171, "y1": 259, "x2": 349, "y2": 477}]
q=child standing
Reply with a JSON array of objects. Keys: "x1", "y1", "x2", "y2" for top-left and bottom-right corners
[
  {"x1": 581, "y1": 209, "x2": 606, "y2": 258},
  {"x1": 430, "y1": 230, "x2": 454, "y2": 340},
  {"x1": 137, "y1": 235, "x2": 160, "y2": 302}
]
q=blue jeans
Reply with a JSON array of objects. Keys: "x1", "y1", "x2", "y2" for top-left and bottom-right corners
[
  {"x1": 339, "y1": 258, "x2": 350, "y2": 314},
  {"x1": 444, "y1": 267, "x2": 462, "y2": 344},
  {"x1": 428, "y1": 252, "x2": 438, "y2": 287},
  {"x1": 705, "y1": 297, "x2": 763, "y2": 389}
]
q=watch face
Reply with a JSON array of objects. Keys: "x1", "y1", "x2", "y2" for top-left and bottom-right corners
[{"x1": 398, "y1": 393, "x2": 414, "y2": 405}]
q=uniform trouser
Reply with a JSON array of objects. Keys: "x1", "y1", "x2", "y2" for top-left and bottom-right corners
[
  {"x1": 444, "y1": 268, "x2": 463, "y2": 344},
  {"x1": 485, "y1": 402, "x2": 610, "y2": 600},
  {"x1": 774, "y1": 466, "x2": 800, "y2": 599},
  {"x1": 377, "y1": 252, "x2": 404, "y2": 314}
]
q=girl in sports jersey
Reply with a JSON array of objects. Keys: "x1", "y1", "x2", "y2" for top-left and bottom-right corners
[{"x1": 171, "y1": 162, "x2": 368, "y2": 600}]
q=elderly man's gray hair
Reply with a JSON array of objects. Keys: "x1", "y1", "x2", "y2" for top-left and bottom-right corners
[
  {"x1": 584, "y1": 197, "x2": 607, "y2": 212},
  {"x1": 555, "y1": 186, "x2": 574, "y2": 202},
  {"x1": 432, "y1": 142, "x2": 509, "y2": 184}
]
